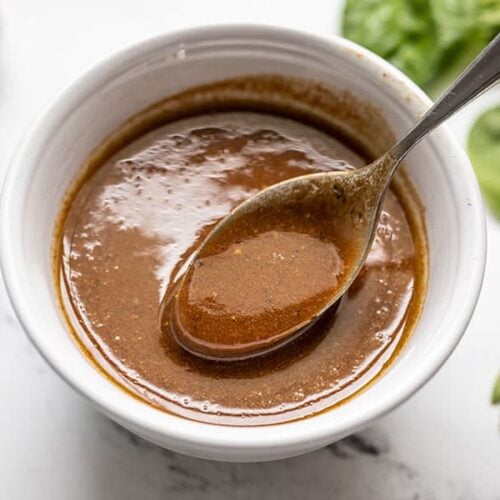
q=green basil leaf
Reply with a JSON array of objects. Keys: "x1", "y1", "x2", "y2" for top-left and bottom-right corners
[
  {"x1": 342, "y1": 0, "x2": 439, "y2": 87},
  {"x1": 342, "y1": 0, "x2": 500, "y2": 96},
  {"x1": 492, "y1": 374, "x2": 500, "y2": 405},
  {"x1": 467, "y1": 107, "x2": 500, "y2": 219}
]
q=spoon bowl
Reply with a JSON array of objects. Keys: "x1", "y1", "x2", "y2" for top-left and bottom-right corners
[{"x1": 164, "y1": 160, "x2": 389, "y2": 361}]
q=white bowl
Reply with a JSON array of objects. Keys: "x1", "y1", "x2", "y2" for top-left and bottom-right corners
[{"x1": 0, "y1": 25, "x2": 486, "y2": 462}]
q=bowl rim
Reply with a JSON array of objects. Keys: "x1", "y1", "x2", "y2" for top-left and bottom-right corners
[{"x1": 0, "y1": 24, "x2": 486, "y2": 456}]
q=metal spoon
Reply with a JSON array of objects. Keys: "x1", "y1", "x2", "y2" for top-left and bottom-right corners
[{"x1": 164, "y1": 34, "x2": 500, "y2": 362}]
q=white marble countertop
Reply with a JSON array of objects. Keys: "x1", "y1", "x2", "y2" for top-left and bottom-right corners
[{"x1": 1, "y1": 1, "x2": 499, "y2": 498}]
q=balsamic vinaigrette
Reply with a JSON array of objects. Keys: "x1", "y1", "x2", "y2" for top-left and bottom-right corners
[{"x1": 55, "y1": 76, "x2": 427, "y2": 426}]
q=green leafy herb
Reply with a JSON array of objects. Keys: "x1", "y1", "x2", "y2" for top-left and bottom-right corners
[
  {"x1": 492, "y1": 374, "x2": 500, "y2": 405},
  {"x1": 342, "y1": 0, "x2": 500, "y2": 96},
  {"x1": 468, "y1": 107, "x2": 500, "y2": 218}
]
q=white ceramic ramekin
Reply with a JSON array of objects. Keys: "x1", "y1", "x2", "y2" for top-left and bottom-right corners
[{"x1": 0, "y1": 25, "x2": 486, "y2": 462}]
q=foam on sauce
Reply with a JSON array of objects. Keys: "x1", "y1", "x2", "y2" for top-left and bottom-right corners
[{"x1": 56, "y1": 82, "x2": 427, "y2": 426}]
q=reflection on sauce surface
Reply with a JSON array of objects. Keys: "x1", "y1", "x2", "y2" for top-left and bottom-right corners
[{"x1": 59, "y1": 108, "x2": 426, "y2": 425}]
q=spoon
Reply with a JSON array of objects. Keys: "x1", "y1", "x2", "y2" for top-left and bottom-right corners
[{"x1": 163, "y1": 34, "x2": 500, "y2": 362}]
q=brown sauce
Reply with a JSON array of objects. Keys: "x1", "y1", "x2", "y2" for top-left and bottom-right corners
[
  {"x1": 55, "y1": 76, "x2": 428, "y2": 426},
  {"x1": 171, "y1": 221, "x2": 344, "y2": 359}
]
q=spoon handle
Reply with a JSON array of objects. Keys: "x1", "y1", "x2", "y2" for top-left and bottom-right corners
[{"x1": 388, "y1": 33, "x2": 500, "y2": 164}]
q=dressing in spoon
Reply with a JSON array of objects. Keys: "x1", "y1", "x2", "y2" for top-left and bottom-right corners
[{"x1": 163, "y1": 34, "x2": 500, "y2": 361}]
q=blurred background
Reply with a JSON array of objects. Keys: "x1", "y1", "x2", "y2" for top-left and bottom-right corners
[{"x1": 0, "y1": 1, "x2": 499, "y2": 499}]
